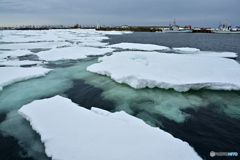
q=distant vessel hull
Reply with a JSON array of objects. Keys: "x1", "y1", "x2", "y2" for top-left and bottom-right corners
[
  {"x1": 162, "y1": 30, "x2": 192, "y2": 33},
  {"x1": 213, "y1": 20, "x2": 240, "y2": 34}
]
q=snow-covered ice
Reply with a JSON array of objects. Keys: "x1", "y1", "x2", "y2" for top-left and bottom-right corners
[
  {"x1": 78, "y1": 41, "x2": 109, "y2": 47},
  {"x1": 0, "y1": 67, "x2": 51, "y2": 91},
  {"x1": 0, "y1": 32, "x2": 62, "y2": 43},
  {"x1": 0, "y1": 60, "x2": 46, "y2": 67},
  {"x1": 173, "y1": 47, "x2": 200, "y2": 53},
  {"x1": 87, "y1": 51, "x2": 240, "y2": 92},
  {"x1": 0, "y1": 29, "x2": 112, "y2": 43},
  {"x1": 173, "y1": 47, "x2": 238, "y2": 59},
  {"x1": 0, "y1": 50, "x2": 34, "y2": 60},
  {"x1": 18, "y1": 95, "x2": 201, "y2": 160},
  {"x1": 97, "y1": 30, "x2": 133, "y2": 35},
  {"x1": 0, "y1": 42, "x2": 70, "y2": 50},
  {"x1": 75, "y1": 36, "x2": 109, "y2": 42},
  {"x1": 108, "y1": 42, "x2": 170, "y2": 51},
  {"x1": 36, "y1": 46, "x2": 114, "y2": 61},
  {"x1": 193, "y1": 51, "x2": 238, "y2": 59}
]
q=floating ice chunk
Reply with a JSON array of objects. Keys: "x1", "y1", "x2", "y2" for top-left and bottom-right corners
[
  {"x1": 58, "y1": 33, "x2": 109, "y2": 42},
  {"x1": 18, "y1": 96, "x2": 201, "y2": 160},
  {"x1": 0, "y1": 60, "x2": 46, "y2": 67},
  {"x1": 108, "y1": 42, "x2": 169, "y2": 51},
  {"x1": 84, "y1": 47, "x2": 114, "y2": 56},
  {"x1": 173, "y1": 47, "x2": 200, "y2": 53},
  {"x1": 78, "y1": 41, "x2": 109, "y2": 47},
  {"x1": 0, "y1": 67, "x2": 51, "y2": 91},
  {"x1": 175, "y1": 49, "x2": 238, "y2": 59},
  {"x1": 97, "y1": 31, "x2": 133, "y2": 35},
  {"x1": 76, "y1": 36, "x2": 109, "y2": 42},
  {"x1": 0, "y1": 42, "x2": 70, "y2": 50},
  {"x1": 194, "y1": 51, "x2": 238, "y2": 59},
  {"x1": 36, "y1": 46, "x2": 114, "y2": 61},
  {"x1": 87, "y1": 51, "x2": 240, "y2": 92},
  {"x1": 0, "y1": 32, "x2": 62, "y2": 43},
  {"x1": 121, "y1": 31, "x2": 134, "y2": 34},
  {"x1": 0, "y1": 50, "x2": 33, "y2": 60},
  {"x1": 36, "y1": 47, "x2": 86, "y2": 61}
]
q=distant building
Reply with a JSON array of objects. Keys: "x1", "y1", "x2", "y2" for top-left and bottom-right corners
[{"x1": 121, "y1": 25, "x2": 129, "y2": 29}]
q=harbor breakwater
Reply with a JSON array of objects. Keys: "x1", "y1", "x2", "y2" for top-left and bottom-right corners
[{"x1": 96, "y1": 26, "x2": 213, "y2": 33}]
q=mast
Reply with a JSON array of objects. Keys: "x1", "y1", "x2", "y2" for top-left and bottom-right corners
[
  {"x1": 97, "y1": 21, "x2": 100, "y2": 29},
  {"x1": 173, "y1": 18, "x2": 176, "y2": 26}
]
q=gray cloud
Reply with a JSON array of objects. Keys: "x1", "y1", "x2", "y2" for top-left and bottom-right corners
[{"x1": 0, "y1": 0, "x2": 239, "y2": 27}]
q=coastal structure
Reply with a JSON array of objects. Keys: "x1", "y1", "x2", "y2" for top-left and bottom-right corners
[
  {"x1": 212, "y1": 19, "x2": 240, "y2": 34},
  {"x1": 1, "y1": 20, "x2": 239, "y2": 33}
]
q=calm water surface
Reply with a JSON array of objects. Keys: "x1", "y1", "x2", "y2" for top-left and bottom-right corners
[{"x1": 104, "y1": 32, "x2": 240, "y2": 60}]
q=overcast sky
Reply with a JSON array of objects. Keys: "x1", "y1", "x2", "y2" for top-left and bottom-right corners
[{"x1": 0, "y1": 0, "x2": 239, "y2": 27}]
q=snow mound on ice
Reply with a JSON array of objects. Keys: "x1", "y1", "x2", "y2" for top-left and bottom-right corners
[
  {"x1": 0, "y1": 67, "x2": 51, "y2": 91},
  {"x1": 36, "y1": 46, "x2": 114, "y2": 61},
  {"x1": 87, "y1": 51, "x2": 240, "y2": 92},
  {"x1": 108, "y1": 42, "x2": 169, "y2": 51},
  {"x1": 18, "y1": 95, "x2": 201, "y2": 160}
]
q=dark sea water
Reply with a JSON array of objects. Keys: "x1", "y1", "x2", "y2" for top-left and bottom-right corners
[
  {"x1": 103, "y1": 32, "x2": 240, "y2": 60},
  {"x1": 0, "y1": 32, "x2": 240, "y2": 160},
  {"x1": 101, "y1": 32, "x2": 240, "y2": 160}
]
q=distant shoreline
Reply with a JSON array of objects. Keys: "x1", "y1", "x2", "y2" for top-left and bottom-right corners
[{"x1": 1, "y1": 26, "x2": 212, "y2": 33}]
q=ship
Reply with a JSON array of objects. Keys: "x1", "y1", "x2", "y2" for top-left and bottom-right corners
[
  {"x1": 212, "y1": 19, "x2": 240, "y2": 34},
  {"x1": 162, "y1": 19, "x2": 192, "y2": 33}
]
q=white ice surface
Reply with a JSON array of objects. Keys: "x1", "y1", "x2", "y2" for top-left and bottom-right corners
[
  {"x1": 0, "y1": 60, "x2": 46, "y2": 67},
  {"x1": 97, "y1": 30, "x2": 133, "y2": 35},
  {"x1": 0, "y1": 42, "x2": 70, "y2": 49},
  {"x1": 0, "y1": 32, "x2": 62, "y2": 43},
  {"x1": 0, "y1": 29, "x2": 132, "y2": 44},
  {"x1": 0, "y1": 30, "x2": 109, "y2": 43},
  {"x1": 18, "y1": 95, "x2": 201, "y2": 160},
  {"x1": 78, "y1": 41, "x2": 109, "y2": 47},
  {"x1": 87, "y1": 51, "x2": 240, "y2": 92},
  {"x1": 173, "y1": 48, "x2": 238, "y2": 59},
  {"x1": 108, "y1": 42, "x2": 169, "y2": 51},
  {"x1": 193, "y1": 51, "x2": 238, "y2": 59},
  {"x1": 173, "y1": 47, "x2": 200, "y2": 52},
  {"x1": 36, "y1": 46, "x2": 114, "y2": 61},
  {"x1": 75, "y1": 36, "x2": 109, "y2": 42},
  {"x1": 0, "y1": 50, "x2": 33, "y2": 60},
  {"x1": 0, "y1": 67, "x2": 51, "y2": 91}
]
